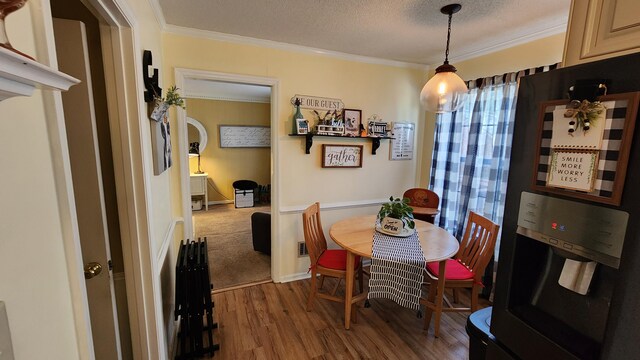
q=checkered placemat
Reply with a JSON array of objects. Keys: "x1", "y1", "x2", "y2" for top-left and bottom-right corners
[
  {"x1": 535, "y1": 99, "x2": 628, "y2": 198},
  {"x1": 367, "y1": 229, "x2": 425, "y2": 311}
]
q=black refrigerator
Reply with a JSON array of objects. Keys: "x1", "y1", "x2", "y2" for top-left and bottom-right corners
[{"x1": 489, "y1": 52, "x2": 640, "y2": 360}]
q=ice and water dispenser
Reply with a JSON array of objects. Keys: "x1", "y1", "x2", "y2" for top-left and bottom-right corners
[
  {"x1": 517, "y1": 191, "x2": 628, "y2": 284},
  {"x1": 490, "y1": 192, "x2": 629, "y2": 360}
]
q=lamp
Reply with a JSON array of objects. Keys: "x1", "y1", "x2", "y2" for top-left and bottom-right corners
[
  {"x1": 420, "y1": 3, "x2": 468, "y2": 113},
  {"x1": 189, "y1": 142, "x2": 204, "y2": 174}
]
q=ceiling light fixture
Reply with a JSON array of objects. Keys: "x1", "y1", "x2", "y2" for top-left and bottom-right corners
[{"x1": 420, "y1": 3, "x2": 468, "y2": 113}]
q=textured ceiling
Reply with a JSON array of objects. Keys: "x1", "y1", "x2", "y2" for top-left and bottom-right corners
[{"x1": 158, "y1": 0, "x2": 571, "y2": 65}]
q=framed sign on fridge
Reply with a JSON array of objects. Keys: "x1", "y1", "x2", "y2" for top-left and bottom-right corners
[{"x1": 532, "y1": 92, "x2": 640, "y2": 205}]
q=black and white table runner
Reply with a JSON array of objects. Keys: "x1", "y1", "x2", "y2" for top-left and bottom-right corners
[{"x1": 367, "y1": 230, "x2": 426, "y2": 311}]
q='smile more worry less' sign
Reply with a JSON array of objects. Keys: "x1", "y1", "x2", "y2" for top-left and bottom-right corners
[{"x1": 547, "y1": 151, "x2": 598, "y2": 192}]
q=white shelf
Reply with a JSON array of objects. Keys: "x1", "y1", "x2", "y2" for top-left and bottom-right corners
[{"x1": 0, "y1": 46, "x2": 79, "y2": 101}]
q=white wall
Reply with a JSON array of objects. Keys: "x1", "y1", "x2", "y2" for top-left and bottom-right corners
[{"x1": 0, "y1": 5, "x2": 81, "y2": 359}]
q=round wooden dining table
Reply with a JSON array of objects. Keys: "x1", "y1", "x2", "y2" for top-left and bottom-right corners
[{"x1": 329, "y1": 215, "x2": 459, "y2": 332}]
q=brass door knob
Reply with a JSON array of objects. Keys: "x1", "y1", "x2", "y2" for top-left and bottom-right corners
[{"x1": 84, "y1": 262, "x2": 103, "y2": 279}]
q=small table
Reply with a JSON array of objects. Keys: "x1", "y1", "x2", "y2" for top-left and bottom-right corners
[
  {"x1": 190, "y1": 173, "x2": 208, "y2": 211},
  {"x1": 329, "y1": 215, "x2": 458, "y2": 332}
]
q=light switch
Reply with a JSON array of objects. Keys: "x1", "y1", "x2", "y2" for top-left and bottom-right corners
[{"x1": 0, "y1": 302, "x2": 14, "y2": 360}]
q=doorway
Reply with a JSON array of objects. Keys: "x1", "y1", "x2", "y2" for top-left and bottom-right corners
[
  {"x1": 51, "y1": 0, "x2": 131, "y2": 358},
  {"x1": 176, "y1": 69, "x2": 281, "y2": 289},
  {"x1": 34, "y1": 0, "x2": 167, "y2": 357}
]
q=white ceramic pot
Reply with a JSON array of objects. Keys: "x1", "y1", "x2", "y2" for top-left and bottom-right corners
[{"x1": 381, "y1": 217, "x2": 404, "y2": 235}]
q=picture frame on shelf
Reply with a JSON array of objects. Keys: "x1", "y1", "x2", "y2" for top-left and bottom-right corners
[
  {"x1": 343, "y1": 108, "x2": 362, "y2": 136},
  {"x1": 296, "y1": 118, "x2": 309, "y2": 134},
  {"x1": 368, "y1": 121, "x2": 388, "y2": 137},
  {"x1": 322, "y1": 144, "x2": 363, "y2": 168}
]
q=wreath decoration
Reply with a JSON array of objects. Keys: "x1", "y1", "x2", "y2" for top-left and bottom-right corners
[{"x1": 564, "y1": 99, "x2": 605, "y2": 136}]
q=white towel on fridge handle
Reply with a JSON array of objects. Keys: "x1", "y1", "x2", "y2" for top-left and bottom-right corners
[{"x1": 558, "y1": 259, "x2": 597, "y2": 295}]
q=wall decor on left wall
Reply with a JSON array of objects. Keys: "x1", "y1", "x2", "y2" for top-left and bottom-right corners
[{"x1": 149, "y1": 85, "x2": 185, "y2": 175}]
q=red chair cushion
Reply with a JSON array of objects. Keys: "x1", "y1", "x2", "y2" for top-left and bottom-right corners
[
  {"x1": 426, "y1": 259, "x2": 474, "y2": 280},
  {"x1": 317, "y1": 249, "x2": 360, "y2": 271}
]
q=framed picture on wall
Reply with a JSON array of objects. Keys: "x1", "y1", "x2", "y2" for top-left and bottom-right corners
[
  {"x1": 322, "y1": 144, "x2": 363, "y2": 168},
  {"x1": 296, "y1": 118, "x2": 309, "y2": 134},
  {"x1": 343, "y1": 109, "x2": 362, "y2": 136},
  {"x1": 389, "y1": 122, "x2": 415, "y2": 160}
]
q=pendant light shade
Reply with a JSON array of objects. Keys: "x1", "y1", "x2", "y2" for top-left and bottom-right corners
[{"x1": 421, "y1": 4, "x2": 467, "y2": 113}]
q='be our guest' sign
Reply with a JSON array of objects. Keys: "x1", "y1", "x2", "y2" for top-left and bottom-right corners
[
  {"x1": 290, "y1": 95, "x2": 344, "y2": 111},
  {"x1": 547, "y1": 151, "x2": 598, "y2": 192}
]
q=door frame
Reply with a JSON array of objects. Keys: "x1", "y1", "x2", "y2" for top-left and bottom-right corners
[
  {"x1": 33, "y1": 0, "x2": 163, "y2": 358},
  {"x1": 175, "y1": 68, "x2": 282, "y2": 282}
]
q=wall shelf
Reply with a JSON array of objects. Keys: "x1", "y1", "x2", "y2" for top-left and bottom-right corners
[
  {"x1": 0, "y1": 46, "x2": 79, "y2": 101},
  {"x1": 289, "y1": 133, "x2": 393, "y2": 155}
]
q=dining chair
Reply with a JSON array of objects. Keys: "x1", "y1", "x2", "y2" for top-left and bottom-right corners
[
  {"x1": 302, "y1": 202, "x2": 363, "y2": 317},
  {"x1": 403, "y1": 188, "x2": 440, "y2": 224},
  {"x1": 420, "y1": 211, "x2": 499, "y2": 336}
]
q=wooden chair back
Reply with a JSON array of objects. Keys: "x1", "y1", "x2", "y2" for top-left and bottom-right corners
[
  {"x1": 456, "y1": 212, "x2": 500, "y2": 282},
  {"x1": 403, "y1": 188, "x2": 440, "y2": 209},
  {"x1": 302, "y1": 202, "x2": 327, "y2": 266}
]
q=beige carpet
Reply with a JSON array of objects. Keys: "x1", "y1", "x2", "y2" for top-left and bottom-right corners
[{"x1": 192, "y1": 203, "x2": 271, "y2": 289}]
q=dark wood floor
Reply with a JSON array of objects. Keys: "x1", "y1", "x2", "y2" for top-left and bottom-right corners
[{"x1": 204, "y1": 278, "x2": 488, "y2": 360}]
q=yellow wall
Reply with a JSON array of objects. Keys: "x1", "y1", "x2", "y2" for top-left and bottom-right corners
[
  {"x1": 186, "y1": 99, "x2": 271, "y2": 202},
  {"x1": 126, "y1": 0, "x2": 173, "y2": 259},
  {"x1": 163, "y1": 33, "x2": 427, "y2": 278},
  {"x1": 125, "y1": 0, "x2": 181, "y2": 355},
  {"x1": 419, "y1": 33, "x2": 566, "y2": 187},
  {"x1": 454, "y1": 33, "x2": 566, "y2": 81}
]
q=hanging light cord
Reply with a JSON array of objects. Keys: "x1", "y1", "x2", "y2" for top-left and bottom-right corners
[{"x1": 444, "y1": 11, "x2": 453, "y2": 64}]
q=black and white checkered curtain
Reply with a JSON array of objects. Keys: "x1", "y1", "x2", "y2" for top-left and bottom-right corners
[{"x1": 430, "y1": 64, "x2": 560, "y2": 255}]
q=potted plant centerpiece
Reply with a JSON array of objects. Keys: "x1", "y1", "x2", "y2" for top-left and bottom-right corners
[{"x1": 377, "y1": 196, "x2": 415, "y2": 236}]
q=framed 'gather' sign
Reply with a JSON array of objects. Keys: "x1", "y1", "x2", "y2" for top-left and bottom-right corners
[
  {"x1": 532, "y1": 92, "x2": 640, "y2": 205},
  {"x1": 322, "y1": 144, "x2": 363, "y2": 168}
]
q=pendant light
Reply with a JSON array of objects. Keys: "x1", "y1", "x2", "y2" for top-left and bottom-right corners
[{"x1": 420, "y1": 3, "x2": 468, "y2": 113}]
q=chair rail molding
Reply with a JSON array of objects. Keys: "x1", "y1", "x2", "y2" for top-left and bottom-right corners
[{"x1": 0, "y1": 46, "x2": 78, "y2": 101}]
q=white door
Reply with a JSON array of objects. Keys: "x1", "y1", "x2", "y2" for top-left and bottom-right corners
[{"x1": 53, "y1": 18, "x2": 122, "y2": 359}]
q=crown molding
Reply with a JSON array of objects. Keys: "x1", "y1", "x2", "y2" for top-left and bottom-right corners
[
  {"x1": 163, "y1": 24, "x2": 428, "y2": 70},
  {"x1": 185, "y1": 93, "x2": 270, "y2": 104},
  {"x1": 147, "y1": 0, "x2": 167, "y2": 29}
]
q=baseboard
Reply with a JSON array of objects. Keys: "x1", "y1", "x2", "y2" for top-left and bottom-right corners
[
  {"x1": 208, "y1": 200, "x2": 233, "y2": 205},
  {"x1": 277, "y1": 272, "x2": 311, "y2": 283},
  {"x1": 212, "y1": 278, "x2": 273, "y2": 294}
]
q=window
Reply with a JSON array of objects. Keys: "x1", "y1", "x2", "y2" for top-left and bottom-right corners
[{"x1": 430, "y1": 76, "x2": 518, "y2": 256}]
